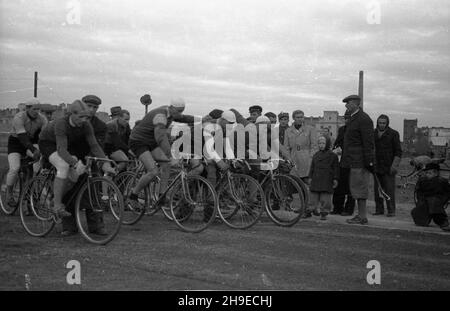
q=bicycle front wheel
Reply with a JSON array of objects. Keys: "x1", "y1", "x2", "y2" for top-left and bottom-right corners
[
  {"x1": 217, "y1": 174, "x2": 265, "y2": 229},
  {"x1": 264, "y1": 174, "x2": 305, "y2": 227},
  {"x1": 169, "y1": 175, "x2": 218, "y2": 233},
  {"x1": 20, "y1": 176, "x2": 55, "y2": 237},
  {"x1": 75, "y1": 177, "x2": 124, "y2": 245},
  {"x1": 120, "y1": 172, "x2": 148, "y2": 225}
]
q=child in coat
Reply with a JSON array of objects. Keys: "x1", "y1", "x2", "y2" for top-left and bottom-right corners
[{"x1": 308, "y1": 136, "x2": 340, "y2": 220}]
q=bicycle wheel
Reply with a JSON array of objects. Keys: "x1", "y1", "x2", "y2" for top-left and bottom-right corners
[
  {"x1": 0, "y1": 171, "x2": 21, "y2": 215},
  {"x1": 75, "y1": 177, "x2": 123, "y2": 245},
  {"x1": 264, "y1": 174, "x2": 305, "y2": 227},
  {"x1": 217, "y1": 173, "x2": 265, "y2": 229},
  {"x1": 20, "y1": 176, "x2": 55, "y2": 237},
  {"x1": 148, "y1": 176, "x2": 173, "y2": 220},
  {"x1": 120, "y1": 172, "x2": 148, "y2": 225},
  {"x1": 288, "y1": 174, "x2": 310, "y2": 206},
  {"x1": 169, "y1": 175, "x2": 218, "y2": 233}
]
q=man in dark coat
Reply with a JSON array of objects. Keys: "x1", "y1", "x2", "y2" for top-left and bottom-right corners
[
  {"x1": 332, "y1": 110, "x2": 355, "y2": 216},
  {"x1": 411, "y1": 163, "x2": 450, "y2": 232},
  {"x1": 340, "y1": 95, "x2": 375, "y2": 225},
  {"x1": 373, "y1": 114, "x2": 402, "y2": 217},
  {"x1": 278, "y1": 112, "x2": 290, "y2": 146}
]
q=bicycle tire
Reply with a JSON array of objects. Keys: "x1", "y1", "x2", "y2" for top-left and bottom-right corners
[
  {"x1": 120, "y1": 171, "x2": 148, "y2": 225},
  {"x1": 264, "y1": 174, "x2": 305, "y2": 227},
  {"x1": 216, "y1": 173, "x2": 265, "y2": 230},
  {"x1": 19, "y1": 176, "x2": 55, "y2": 237},
  {"x1": 169, "y1": 175, "x2": 218, "y2": 233},
  {"x1": 75, "y1": 177, "x2": 123, "y2": 245}
]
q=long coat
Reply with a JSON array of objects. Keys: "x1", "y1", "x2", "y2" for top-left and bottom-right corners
[
  {"x1": 374, "y1": 127, "x2": 402, "y2": 175},
  {"x1": 309, "y1": 150, "x2": 339, "y2": 193},
  {"x1": 341, "y1": 110, "x2": 375, "y2": 169},
  {"x1": 282, "y1": 124, "x2": 317, "y2": 178}
]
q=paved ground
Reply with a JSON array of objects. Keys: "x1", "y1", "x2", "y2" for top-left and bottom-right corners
[{"x1": 1, "y1": 201, "x2": 449, "y2": 291}]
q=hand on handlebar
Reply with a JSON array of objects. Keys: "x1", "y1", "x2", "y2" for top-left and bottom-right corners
[{"x1": 217, "y1": 160, "x2": 230, "y2": 171}]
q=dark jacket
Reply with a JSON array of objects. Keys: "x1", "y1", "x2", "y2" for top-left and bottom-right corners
[
  {"x1": 334, "y1": 125, "x2": 346, "y2": 150},
  {"x1": 374, "y1": 121, "x2": 402, "y2": 175},
  {"x1": 78, "y1": 115, "x2": 108, "y2": 158},
  {"x1": 341, "y1": 110, "x2": 375, "y2": 169},
  {"x1": 105, "y1": 119, "x2": 131, "y2": 153},
  {"x1": 309, "y1": 138, "x2": 339, "y2": 193}
]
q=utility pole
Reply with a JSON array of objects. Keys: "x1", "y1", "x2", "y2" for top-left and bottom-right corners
[
  {"x1": 34, "y1": 71, "x2": 38, "y2": 98},
  {"x1": 358, "y1": 70, "x2": 364, "y2": 110}
]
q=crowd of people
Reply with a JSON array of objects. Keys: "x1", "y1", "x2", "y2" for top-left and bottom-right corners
[{"x1": 4, "y1": 94, "x2": 450, "y2": 235}]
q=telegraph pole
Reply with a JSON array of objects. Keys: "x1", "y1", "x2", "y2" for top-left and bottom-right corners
[
  {"x1": 358, "y1": 70, "x2": 364, "y2": 110},
  {"x1": 34, "y1": 71, "x2": 38, "y2": 97}
]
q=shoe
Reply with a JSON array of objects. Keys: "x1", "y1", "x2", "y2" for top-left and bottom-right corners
[
  {"x1": 89, "y1": 228, "x2": 107, "y2": 236},
  {"x1": 346, "y1": 215, "x2": 368, "y2": 225},
  {"x1": 312, "y1": 210, "x2": 320, "y2": 216},
  {"x1": 386, "y1": 212, "x2": 396, "y2": 217},
  {"x1": 340, "y1": 212, "x2": 352, "y2": 216},
  {"x1": 61, "y1": 229, "x2": 78, "y2": 237},
  {"x1": 53, "y1": 204, "x2": 72, "y2": 217},
  {"x1": 320, "y1": 212, "x2": 328, "y2": 221},
  {"x1": 300, "y1": 211, "x2": 312, "y2": 219},
  {"x1": 372, "y1": 211, "x2": 384, "y2": 216},
  {"x1": 330, "y1": 210, "x2": 341, "y2": 215}
]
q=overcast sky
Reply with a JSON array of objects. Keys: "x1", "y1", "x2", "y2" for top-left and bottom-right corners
[{"x1": 0, "y1": 0, "x2": 449, "y2": 138}]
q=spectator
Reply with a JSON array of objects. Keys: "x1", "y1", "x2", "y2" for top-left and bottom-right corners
[
  {"x1": 340, "y1": 95, "x2": 375, "y2": 225},
  {"x1": 264, "y1": 112, "x2": 277, "y2": 124},
  {"x1": 281, "y1": 110, "x2": 317, "y2": 181},
  {"x1": 248, "y1": 105, "x2": 262, "y2": 123},
  {"x1": 331, "y1": 110, "x2": 355, "y2": 216},
  {"x1": 308, "y1": 136, "x2": 339, "y2": 220},
  {"x1": 373, "y1": 114, "x2": 402, "y2": 217},
  {"x1": 278, "y1": 112, "x2": 290, "y2": 146},
  {"x1": 411, "y1": 163, "x2": 450, "y2": 232}
]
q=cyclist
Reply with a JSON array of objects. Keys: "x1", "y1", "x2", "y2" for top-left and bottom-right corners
[
  {"x1": 5, "y1": 98, "x2": 47, "y2": 206},
  {"x1": 127, "y1": 98, "x2": 196, "y2": 205},
  {"x1": 104, "y1": 106, "x2": 132, "y2": 172},
  {"x1": 38, "y1": 100, "x2": 115, "y2": 218}
]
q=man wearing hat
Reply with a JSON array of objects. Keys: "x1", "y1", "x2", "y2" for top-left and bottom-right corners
[
  {"x1": 264, "y1": 112, "x2": 277, "y2": 124},
  {"x1": 248, "y1": 105, "x2": 263, "y2": 123},
  {"x1": 412, "y1": 162, "x2": 450, "y2": 232},
  {"x1": 4, "y1": 98, "x2": 47, "y2": 207},
  {"x1": 104, "y1": 106, "x2": 132, "y2": 172},
  {"x1": 331, "y1": 110, "x2": 355, "y2": 216},
  {"x1": 38, "y1": 100, "x2": 115, "y2": 235},
  {"x1": 81, "y1": 95, "x2": 108, "y2": 149},
  {"x1": 340, "y1": 95, "x2": 375, "y2": 225},
  {"x1": 277, "y1": 112, "x2": 290, "y2": 146},
  {"x1": 128, "y1": 97, "x2": 196, "y2": 207}
]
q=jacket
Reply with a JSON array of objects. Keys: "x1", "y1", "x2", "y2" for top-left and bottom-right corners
[
  {"x1": 374, "y1": 123, "x2": 402, "y2": 175},
  {"x1": 341, "y1": 110, "x2": 375, "y2": 169},
  {"x1": 309, "y1": 138, "x2": 339, "y2": 193}
]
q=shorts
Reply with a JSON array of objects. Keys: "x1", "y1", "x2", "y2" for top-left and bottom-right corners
[
  {"x1": 7, "y1": 135, "x2": 27, "y2": 155},
  {"x1": 129, "y1": 139, "x2": 158, "y2": 159},
  {"x1": 349, "y1": 167, "x2": 370, "y2": 199}
]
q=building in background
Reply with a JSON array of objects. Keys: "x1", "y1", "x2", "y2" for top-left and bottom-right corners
[{"x1": 304, "y1": 111, "x2": 346, "y2": 140}]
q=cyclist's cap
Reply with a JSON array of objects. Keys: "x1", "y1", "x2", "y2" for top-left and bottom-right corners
[
  {"x1": 25, "y1": 97, "x2": 40, "y2": 107},
  {"x1": 221, "y1": 110, "x2": 236, "y2": 123},
  {"x1": 255, "y1": 116, "x2": 271, "y2": 124},
  {"x1": 82, "y1": 94, "x2": 102, "y2": 106},
  {"x1": 69, "y1": 100, "x2": 90, "y2": 116},
  {"x1": 170, "y1": 97, "x2": 185, "y2": 109}
]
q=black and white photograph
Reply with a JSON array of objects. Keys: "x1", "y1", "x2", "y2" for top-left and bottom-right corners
[{"x1": 0, "y1": 0, "x2": 449, "y2": 296}]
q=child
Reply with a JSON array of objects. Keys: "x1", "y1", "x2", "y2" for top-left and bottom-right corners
[
  {"x1": 308, "y1": 136, "x2": 339, "y2": 220},
  {"x1": 411, "y1": 163, "x2": 450, "y2": 232}
]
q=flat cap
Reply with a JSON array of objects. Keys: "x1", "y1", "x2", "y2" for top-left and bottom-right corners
[
  {"x1": 342, "y1": 95, "x2": 361, "y2": 103},
  {"x1": 249, "y1": 105, "x2": 262, "y2": 113},
  {"x1": 82, "y1": 95, "x2": 102, "y2": 106},
  {"x1": 208, "y1": 109, "x2": 223, "y2": 120},
  {"x1": 278, "y1": 112, "x2": 289, "y2": 119},
  {"x1": 110, "y1": 106, "x2": 122, "y2": 116}
]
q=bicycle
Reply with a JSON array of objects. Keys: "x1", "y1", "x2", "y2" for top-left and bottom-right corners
[
  {"x1": 19, "y1": 156, "x2": 124, "y2": 245},
  {"x1": 256, "y1": 158, "x2": 306, "y2": 227},
  {"x1": 214, "y1": 159, "x2": 266, "y2": 229},
  {"x1": 123, "y1": 153, "x2": 219, "y2": 233},
  {"x1": 1, "y1": 156, "x2": 38, "y2": 215}
]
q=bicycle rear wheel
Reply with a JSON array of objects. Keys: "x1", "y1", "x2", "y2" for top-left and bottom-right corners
[
  {"x1": 264, "y1": 174, "x2": 305, "y2": 227},
  {"x1": 217, "y1": 173, "x2": 265, "y2": 229},
  {"x1": 0, "y1": 171, "x2": 21, "y2": 215},
  {"x1": 75, "y1": 177, "x2": 123, "y2": 245},
  {"x1": 169, "y1": 175, "x2": 218, "y2": 233},
  {"x1": 20, "y1": 176, "x2": 55, "y2": 237}
]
